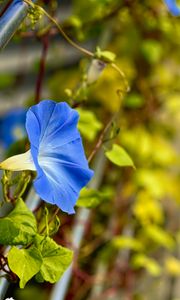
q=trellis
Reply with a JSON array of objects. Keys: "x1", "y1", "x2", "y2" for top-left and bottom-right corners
[
  {"x1": 0, "y1": 0, "x2": 29, "y2": 49},
  {"x1": 0, "y1": 3, "x2": 31, "y2": 298},
  {"x1": 0, "y1": 3, "x2": 106, "y2": 299}
]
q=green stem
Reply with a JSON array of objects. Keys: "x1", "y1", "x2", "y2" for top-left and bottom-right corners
[
  {"x1": 24, "y1": 0, "x2": 94, "y2": 58},
  {"x1": 39, "y1": 207, "x2": 60, "y2": 235}
]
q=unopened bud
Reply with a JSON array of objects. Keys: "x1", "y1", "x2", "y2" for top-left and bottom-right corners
[{"x1": 87, "y1": 59, "x2": 106, "y2": 85}]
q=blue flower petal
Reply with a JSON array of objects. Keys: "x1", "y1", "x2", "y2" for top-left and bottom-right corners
[
  {"x1": 26, "y1": 100, "x2": 94, "y2": 214},
  {"x1": 164, "y1": 0, "x2": 180, "y2": 16}
]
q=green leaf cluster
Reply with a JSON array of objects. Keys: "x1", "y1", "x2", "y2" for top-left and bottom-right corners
[
  {"x1": 0, "y1": 198, "x2": 36, "y2": 245},
  {"x1": 0, "y1": 199, "x2": 72, "y2": 288},
  {"x1": 8, "y1": 236, "x2": 73, "y2": 288}
]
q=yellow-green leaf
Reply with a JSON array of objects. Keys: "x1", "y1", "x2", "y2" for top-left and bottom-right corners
[
  {"x1": 35, "y1": 235, "x2": 73, "y2": 283},
  {"x1": 0, "y1": 198, "x2": 37, "y2": 245},
  {"x1": 144, "y1": 225, "x2": 175, "y2": 250},
  {"x1": 8, "y1": 246, "x2": 42, "y2": 288},
  {"x1": 77, "y1": 108, "x2": 102, "y2": 141},
  {"x1": 105, "y1": 144, "x2": 135, "y2": 168},
  {"x1": 131, "y1": 254, "x2": 162, "y2": 276},
  {"x1": 95, "y1": 47, "x2": 116, "y2": 63},
  {"x1": 112, "y1": 236, "x2": 144, "y2": 251}
]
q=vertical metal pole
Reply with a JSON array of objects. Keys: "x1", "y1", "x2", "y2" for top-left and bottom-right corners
[
  {"x1": 0, "y1": 0, "x2": 13, "y2": 15},
  {"x1": 0, "y1": 2, "x2": 38, "y2": 295},
  {"x1": 0, "y1": 0, "x2": 30, "y2": 49}
]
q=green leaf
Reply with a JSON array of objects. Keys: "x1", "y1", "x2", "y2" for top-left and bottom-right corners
[
  {"x1": 0, "y1": 198, "x2": 37, "y2": 245},
  {"x1": 105, "y1": 144, "x2": 135, "y2": 168},
  {"x1": 35, "y1": 235, "x2": 73, "y2": 283},
  {"x1": 112, "y1": 236, "x2": 144, "y2": 251},
  {"x1": 124, "y1": 93, "x2": 145, "y2": 108},
  {"x1": 8, "y1": 246, "x2": 42, "y2": 288},
  {"x1": 144, "y1": 225, "x2": 175, "y2": 250},
  {"x1": 131, "y1": 254, "x2": 162, "y2": 276},
  {"x1": 35, "y1": 272, "x2": 45, "y2": 283},
  {"x1": 68, "y1": 16, "x2": 82, "y2": 28},
  {"x1": 133, "y1": 190, "x2": 164, "y2": 225},
  {"x1": 95, "y1": 47, "x2": 116, "y2": 63},
  {"x1": 76, "y1": 188, "x2": 104, "y2": 208},
  {"x1": 141, "y1": 40, "x2": 162, "y2": 64},
  {"x1": 77, "y1": 108, "x2": 102, "y2": 141}
]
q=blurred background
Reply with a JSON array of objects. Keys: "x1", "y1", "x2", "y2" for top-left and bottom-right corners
[{"x1": 0, "y1": 0, "x2": 180, "y2": 299}]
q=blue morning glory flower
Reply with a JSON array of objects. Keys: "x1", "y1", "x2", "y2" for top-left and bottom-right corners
[
  {"x1": 0, "y1": 100, "x2": 94, "y2": 214},
  {"x1": 0, "y1": 108, "x2": 27, "y2": 149},
  {"x1": 163, "y1": 0, "x2": 180, "y2": 16}
]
